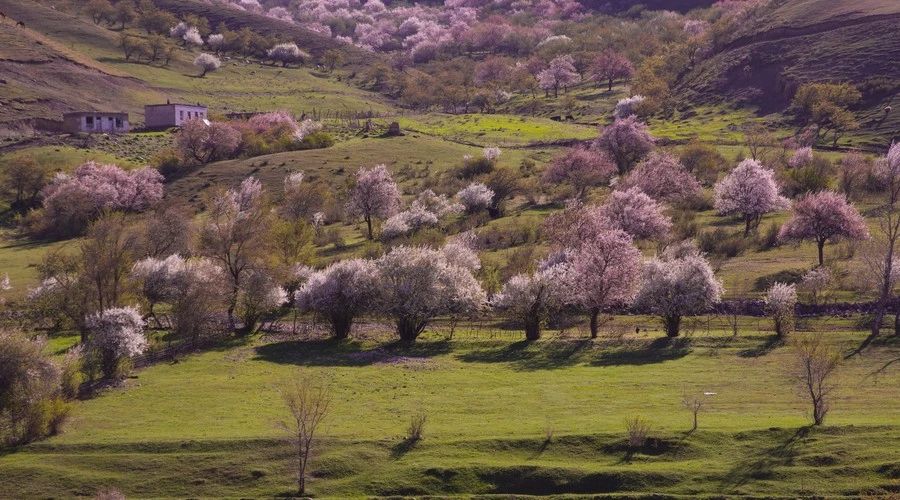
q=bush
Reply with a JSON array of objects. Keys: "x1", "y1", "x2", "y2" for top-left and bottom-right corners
[
  {"x1": 756, "y1": 222, "x2": 781, "y2": 250},
  {"x1": 625, "y1": 416, "x2": 651, "y2": 449},
  {"x1": 459, "y1": 156, "x2": 495, "y2": 179},
  {"x1": 298, "y1": 131, "x2": 335, "y2": 150},
  {"x1": 0, "y1": 332, "x2": 72, "y2": 445},
  {"x1": 406, "y1": 411, "x2": 427, "y2": 442},
  {"x1": 698, "y1": 228, "x2": 749, "y2": 258},
  {"x1": 679, "y1": 142, "x2": 726, "y2": 186},
  {"x1": 783, "y1": 156, "x2": 833, "y2": 197}
]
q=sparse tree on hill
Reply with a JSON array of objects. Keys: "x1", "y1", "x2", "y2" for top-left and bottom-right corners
[
  {"x1": 591, "y1": 49, "x2": 634, "y2": 91},
  {"x1": 634, "y1": 250, "x2": 723, "y2": 338},
  {"x1": 113, "y1": 1, "x2": 137, "y2": 30},
  {"x1": 538, "y1": 55, "x2": 579, "y2": 98},
  {"x1": 543, "y1": 147, "x2": 616, "y2": 200},
  {"x1": 193, "y1": 53, "x2": 221, "y2": 77},
  {"x1": 791, "y1": 82, "x2": 861, "y2": 146},
  {"x1": 1, "y1": 155, "x2": 48, "y2": 213},
  {"x1": 278, "y1": 374, "x2": 331, "y2": 496},
  {"x1": 791, "y1": 335, "x2": 840, "y2": 425},
  {"x1": 594, "y1": 116, "x2": 655, "y2": 174},
  {"x1": 714, "y1": 159, "x2": 788, "y2": 236},
  {"x1": 779, "y1": 191, "x2": 869, "y2": 266},
  {"x1": 86, "y1": 0, "x2": 114, "y2": 25},
  {"x1": 346, "y1": 165, "x2": 401, "y2": 240},
  {"x1": 267, "y1": 42, "x2": 309, "y2": 67},
  {"x1": 864, "y1": 144, "x2": 900, "y2": 349}
]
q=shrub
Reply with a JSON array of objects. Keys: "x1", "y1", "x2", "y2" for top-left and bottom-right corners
[
  {"x1": 406, "y1": 411, "x2": 427, "y2": 442},
  {"x1": 625, "y1": 416, "x2": 651, "y2": 449},
  {"x1": 0, "y1": 331, "x2": 71, "y2": 445}
]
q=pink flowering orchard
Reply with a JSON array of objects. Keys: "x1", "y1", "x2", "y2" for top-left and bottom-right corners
[{"x1": 714, "y1": 159, "x2": 788, "y2": 235}]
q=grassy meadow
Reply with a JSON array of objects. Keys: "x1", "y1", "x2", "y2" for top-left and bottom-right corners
[{"x1": 0, "y1": 323, "x2": 898, "y2": 497}]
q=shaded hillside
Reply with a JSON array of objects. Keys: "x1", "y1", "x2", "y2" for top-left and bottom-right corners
[
  {"x1": 0, "y1": 14, "x2": 164, "y2": 135},
  {"x1": 676, "y1": 0, "x2": 900, "y2": 148},
  {"x1": 582, "y1": 0, "x2": 715, "y2": 13}
]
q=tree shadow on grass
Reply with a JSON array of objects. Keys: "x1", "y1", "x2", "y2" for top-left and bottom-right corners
[
  {"x1": 456, "y1": 339, "x2": 593, "y2": 371},
  {"x1": 738, "y1": 335, "x2": 784, "y2": 358},
  {"x1": 588, "y1": 337, "x2": 692, "y2": 367},
  {"x1": 720, "y1": 426, "x2": 811, "y2": 489},
  {"x1": 390, "y1": 437, "x2": 420, "y2": 458},
  {"x1": 253, "y1": 338, "x2": 452, "y2": 367}
]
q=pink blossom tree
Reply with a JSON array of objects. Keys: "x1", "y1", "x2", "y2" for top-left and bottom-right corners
[
  {"x1": 193, "y1": 53, "x2": 221, "y2": 77},
  {"x1": 713, "y1": 159, "x2": 788, "y2": 235},
  {"x1": 779, "y1": 191, "x2": 869, "y2": 266},
  {"x1": 175, "y1": 119, "x2": 241, "y2": 165},
  {"x1": 601, "y1": 187, "x2": 672, "y2": 241},
  {"x1": 491, "y1": 262, "x2": 569, "y2": 341},
  {"x1": 375, "y1": 245, "x2": 485, "y2": 344},
  {"x1": 543, "y1": 147, "x2": 616, "y2": 200},
  {"x1": 296, "y1": 259, "x2": 379, "y2": 340},
  {"x1": 620, "y1": 152, "x2": 701, "y2": 203},
  {"x1": 591, "y1": 49, "x2": 634, "y2": 91},
  {"x1": 567, "y1": 229, "x2": 642, "y2": 338},
  {"x1": 593, "y1": 116, "x2": 655, "y2": 174},
  {"x1": 346, "y1": 164, "x2": 402, "y2": 240},
  {"x1": 542, "y1": 201, "x2": 613, "y2": 248},
  {"x1": 537, "y1": 55, "x2": 579, "y2": 98},
  {"x1": 456, "y1": 182, "x2": 494, "y2": 213},
  {"x1": 85, "y1": 306, "x2": 147, "y2": 379},
  {"x1": 634, "y1": 251, "x2": 724, "y2": 337},
  {"x1": 40, "y1": 162, "x2": 164, "y2": 237}
]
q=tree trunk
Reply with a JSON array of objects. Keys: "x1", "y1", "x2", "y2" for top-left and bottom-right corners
[
  {"x1": 817, "y1": 239, "x2": 825, "y2": 267},
  {"x1": 608, "y1": 78, "x2": 613, "y2": 91},
  {"x1": 589, "y1": 308, "x2": 600, "y2": 339},
  {"x1": 331, "y1": 313, "x2": 352, "y2": 340},
  {"x1": 397, "y1": 317, "x2": 421, "y2": 345},
  {"x1": 664, "y1": 315, "x2": 681, "y2": 338},
  {"x1": 524, "y1": 316, "x2": 541, "y2": 341},
  {"x1": 365, "y1": 215, "x2": 374, "y2": 240},
  {"x1": 744, "y1": 216, "x2": 752, "y2": 236},
  {"x1": 894, "y1": 310, "x2": 900, "y2": 336}
]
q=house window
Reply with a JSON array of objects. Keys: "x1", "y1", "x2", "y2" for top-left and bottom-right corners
[
  {"x1": 115, "y1": 117, "x2": 123, "y2": 128},
  {"x1": 85, "y1": 116, "x2": 94, "y2": 128},
  {"x1": 180, "y1": 110, "x2": 184, "y2": 120}
]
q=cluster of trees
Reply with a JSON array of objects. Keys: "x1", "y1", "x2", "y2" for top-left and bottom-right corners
[{"x1": 156, "y1": 111, "x2": 331, "y2": 176}]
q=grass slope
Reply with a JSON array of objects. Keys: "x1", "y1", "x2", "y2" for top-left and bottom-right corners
[{"x1": 1, "y1": 327, "x2": 897, "y2": 497}]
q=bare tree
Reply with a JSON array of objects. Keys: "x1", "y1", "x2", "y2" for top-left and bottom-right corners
[
  {"x1": 681, "y1": 393, "x2": 706, "y2": 433},
  {"x1": 792, "y1": 335, "x2": 840, "y2": 426},
  {"x1": 278, "y1": 374, "x2": 331, "y2": 496},
  {"x1": 859, "y1": 144, "x2": 900, "y2": 352}
]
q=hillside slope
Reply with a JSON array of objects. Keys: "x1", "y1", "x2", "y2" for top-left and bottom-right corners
[
  {"x1": 676, "y1": 0, "x2": 900, "y2": 148},
  {"x1": 0, "y1": 14, "x2": 164, "y2": 135}
]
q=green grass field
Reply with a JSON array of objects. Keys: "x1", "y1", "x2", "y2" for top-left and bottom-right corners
[{"x1": 1, "y1": 324, "x2": 897, "y2": 497}]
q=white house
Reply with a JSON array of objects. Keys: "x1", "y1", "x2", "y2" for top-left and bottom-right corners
[
  {"x1": 144, "y1": 102, "x2": 208, "y2": 129},
  {"x1": 62, "y1": 112, "x2": 130, "y2": 134}
]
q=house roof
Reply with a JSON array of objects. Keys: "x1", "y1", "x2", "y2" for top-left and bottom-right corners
[
  {"x1": 63, "y1": 112, "x2": 128, "y2": 117},
  {"x1": 144, "y1": 103, "x2": 207, "y2": 109}
]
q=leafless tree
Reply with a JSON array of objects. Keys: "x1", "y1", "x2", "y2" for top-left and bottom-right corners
[
  {"x1": 278, "y1": 374, "x2": 331, "y2": 496},
  {"x1": 681, "y1": 393, "x2": 706, "y2": 432},
  {"x1": 792, "y1": 335, "x2": 840, "y2": 425}
]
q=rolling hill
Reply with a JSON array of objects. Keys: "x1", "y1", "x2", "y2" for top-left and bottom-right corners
[{"x1": 676, "y1": 0, "x2": 900, "y2": 148}]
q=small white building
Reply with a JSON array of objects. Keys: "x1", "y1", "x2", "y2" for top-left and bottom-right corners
[
  {"x1": 144, "y1": 102, "x2": 209, "y2": 129},
  {"x1": 62, "y1": 112, "x2": 130, "y2": 134}
]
